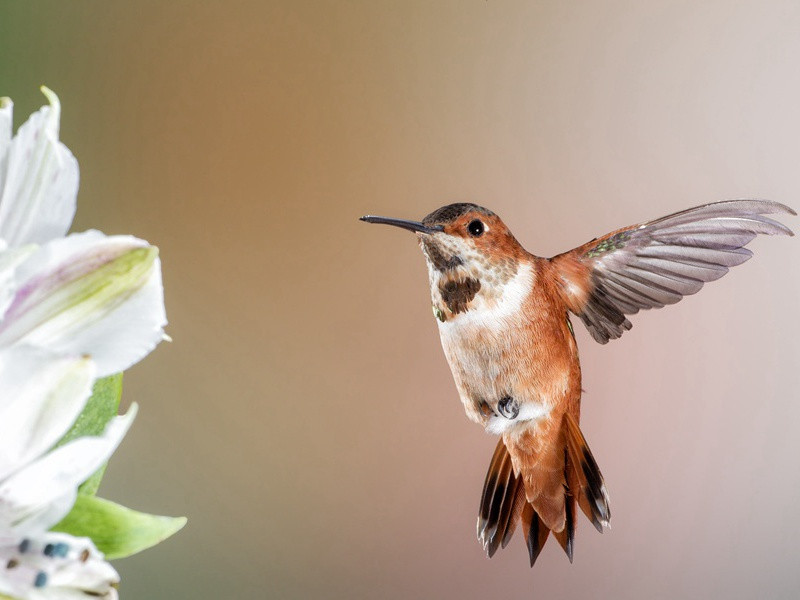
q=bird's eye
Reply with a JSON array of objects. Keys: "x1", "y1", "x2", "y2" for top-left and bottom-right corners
[{"x1": 467, "y1": 220, "x2": 484, "y2": 237}]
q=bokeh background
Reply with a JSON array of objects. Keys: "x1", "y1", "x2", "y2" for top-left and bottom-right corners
[{"x1": 2, "y1": 1, "x2": 800, "y2": 598}]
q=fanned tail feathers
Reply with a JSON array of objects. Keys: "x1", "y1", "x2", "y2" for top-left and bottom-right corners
[
  {"x1": 563, "y1": 412, "x2": 611, "y2": 531},
  {"x1": 477, "y1": 414, "x2": 609, "y2": 566},
  {"x1": 477, "y1": 440, "x2": 524, "y2": 557}
]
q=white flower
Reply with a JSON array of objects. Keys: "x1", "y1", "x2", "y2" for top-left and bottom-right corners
[
  {"x1": 0, "y1": 88, "x2": 172, "y2": 599},
  {"x1": 0, "y1": 346, "x2": 135, "y2": 599},
  {"x1": 0, "y1": 88, "x2": 79, "y2": 248}
]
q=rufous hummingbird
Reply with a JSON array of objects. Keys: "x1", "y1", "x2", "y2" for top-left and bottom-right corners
[{"x1": 361, "y1": 200, "x2": 794, "y2": 566}]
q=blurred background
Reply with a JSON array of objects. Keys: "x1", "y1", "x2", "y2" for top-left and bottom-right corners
[{"x1": 2, "y1": 1, "x2": 799, "y2": 598}]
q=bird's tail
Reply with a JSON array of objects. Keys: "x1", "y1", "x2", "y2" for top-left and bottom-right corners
[{"x1": 477, "y1": 412, "x2": 610, "y2": 566}]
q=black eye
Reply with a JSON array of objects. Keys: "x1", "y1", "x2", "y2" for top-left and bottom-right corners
[{"x1": 467, "y1": 220, "x2": 484, "y2": 237}]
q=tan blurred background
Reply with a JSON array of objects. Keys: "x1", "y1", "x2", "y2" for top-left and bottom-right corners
[{"x1": 2, "y1": 1, "x2": 800, "y2": 598}]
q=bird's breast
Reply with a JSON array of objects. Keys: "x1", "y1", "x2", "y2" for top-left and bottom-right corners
[{"x1": 433, "y1": 261, "x2": 580, "y2": 432}]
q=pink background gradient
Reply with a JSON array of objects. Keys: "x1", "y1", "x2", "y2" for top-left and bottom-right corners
[{"x1": 2, "y1": 2, "x2": 799, "y2": 598}]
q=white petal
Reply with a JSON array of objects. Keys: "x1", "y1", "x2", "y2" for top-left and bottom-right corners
[
  {"x1": 0, "y1": 347, "x2": 95, "y2": 481},
  {"x1": 0, "y1": 532, "x2": 118, "y2": 600},
  {"x1": 0, "y1": 88, "x2": 79, "y2": 248},
  {"x1": 12, "y1": 493, "x2": 76, "y2": 539},
  {"x1": 0, "y1": 97, "x2": 12, "y2": 193},
  {"x1": 37, "y1": 539, "x2": 118, "y2": 593},
  {"x1": 0, "y1": 244, "x2": 37, "y2": 321},
  {"x1": 0, "y1": 406, "x2": 137, "y2": 533},
  {"x1": 55, "y1": 254, "x2": 166, "y2": 377},
  {"x1": 0, "y1": 230, "x2": 167, "y2": 377}
]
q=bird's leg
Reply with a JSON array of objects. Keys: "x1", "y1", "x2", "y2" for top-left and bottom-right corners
[{"x1": 478, "y1": 400, "x2": 497, "y2": 419}]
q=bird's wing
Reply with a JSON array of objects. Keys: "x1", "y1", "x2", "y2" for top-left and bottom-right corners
[{"x1": 550, "y1": 200, "x2": 795, "y2": 344}]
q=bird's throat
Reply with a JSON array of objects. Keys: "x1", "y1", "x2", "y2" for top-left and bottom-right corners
[{"x1": 439, "y1": 277, "x2": 481, "y2": 316}]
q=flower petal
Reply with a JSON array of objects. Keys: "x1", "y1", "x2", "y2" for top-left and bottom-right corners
[
  {"x1": 0, "y1": 406, "x2": 137, "y2": 534},
  {"x1": 0, "y1": 244, "x2": 37, "y2": 323},
  {"x1": 0, "y1": 87, "x2": 79, "y2": 248},
  {"x1": 0, "y1": 347, "x2": 95, "y2": 482},
  {"x1": 11, "y1": 493, "x2": 76, "y2": 542},
  {"x1": 0, "y1": 97, "x2": 12, "y2": 192},
  {"x1": 0, "y1": 532, "x2": 118, "y2": 600},
  {"x1": 0, "y1": 231, "x2": 167, "y2": 377}
]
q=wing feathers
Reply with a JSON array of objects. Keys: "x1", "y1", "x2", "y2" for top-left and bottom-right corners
[
  {"x1": 649, "y1": 199, "x2": 795, "y2": 228},
  {"x1": 656, "y1": 215, "x2": 793, "y2": 239},
  {"x1": 628, "y1": 265, "x2": 706, "y2": 295},
  {"x1": 604, "y1": 269, "x2": 675, "y2": 306},
  {"x1": 599, "y1": 277, "x2": 649, "y2": 311},
  {"x1": 553, "y1": 200, "x2": 794, "y2": 344},
  {"x1": 636, "y1": 244, "x2": 752, "y2": 268},
  {"x1": 629, "y1": 256, "x2": 727, "y2": 281}
]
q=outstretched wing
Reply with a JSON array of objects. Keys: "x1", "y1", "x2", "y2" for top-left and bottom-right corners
[{"x1": 551, "y1": 200, "x2": 795, "y2": 344}]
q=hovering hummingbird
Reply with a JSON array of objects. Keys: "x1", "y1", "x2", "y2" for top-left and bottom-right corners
[{"x1": 361, "y1": 200, "x2": 794, "y2": 566}]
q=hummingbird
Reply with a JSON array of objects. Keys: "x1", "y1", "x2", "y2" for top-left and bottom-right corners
[{"x1": 360, "y1": 200, "x2": 794, "y2": 566}]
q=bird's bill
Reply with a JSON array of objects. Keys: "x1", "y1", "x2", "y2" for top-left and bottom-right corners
[{"x1": 359, "y1": 215, "x2": 443, "y2": 234}]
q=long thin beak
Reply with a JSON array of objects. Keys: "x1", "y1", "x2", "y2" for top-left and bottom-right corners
[{"x1": 359, "y1": 215, "x2": 443, "y2": 234}]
